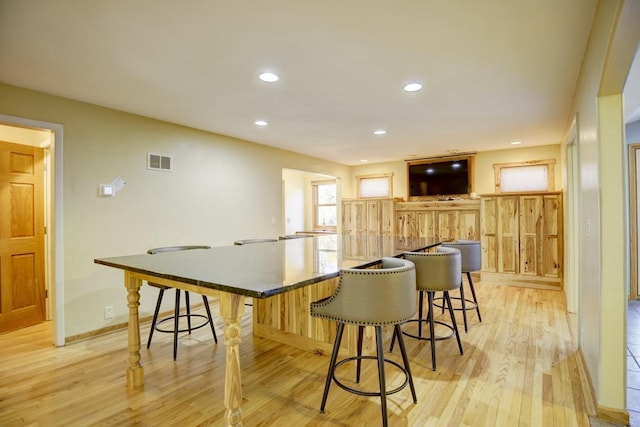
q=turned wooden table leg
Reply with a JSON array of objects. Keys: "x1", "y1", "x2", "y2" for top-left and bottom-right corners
[
  {"x1": 124, "y1": 271, "x2": 144, "y2": 388},
  {"x1": 219, "y1": 292, "x2": 246, "y2": 427}
]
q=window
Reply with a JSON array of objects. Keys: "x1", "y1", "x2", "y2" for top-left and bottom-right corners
[
  {"x1": 312, "y1": 180, "x2": 337, "y2": 230},
  {"x1": 356, "y1": 173, "x2": 393, "y2": 198},
  {"x1": 493, "y1": 160, "x2": 555, "y2": 193}
]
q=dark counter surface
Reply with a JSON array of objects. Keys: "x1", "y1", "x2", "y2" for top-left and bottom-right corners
[{"x1": 95, "y1": 235, "x2": 438, "y2": 298}]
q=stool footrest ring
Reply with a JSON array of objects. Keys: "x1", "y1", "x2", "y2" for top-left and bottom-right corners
[
  {"x1": 154, "y1": 314, "x2": 211, "y2": 334},
  {"x1": 401, "y1": 319, "x2": 456, "y2": 341},
  {"x1": 433, "y1": 296, "x2": 478, "y2": 311},
  {"x1": 332, "y1": 356, "x2": 409, "y2": 397}
]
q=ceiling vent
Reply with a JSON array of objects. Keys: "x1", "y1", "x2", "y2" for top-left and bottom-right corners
[{"x1": 147, "y1": 152, "x2": 172, "y2": 171}]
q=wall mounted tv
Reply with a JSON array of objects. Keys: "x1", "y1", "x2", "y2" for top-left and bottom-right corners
[{"x1": 407, "y1": 156, "x2": 473, "y2": 200}]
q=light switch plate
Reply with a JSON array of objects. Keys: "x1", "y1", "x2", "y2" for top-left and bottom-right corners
[{"x1": 99, "y1": 184, "x2": 114, "y2": 196}]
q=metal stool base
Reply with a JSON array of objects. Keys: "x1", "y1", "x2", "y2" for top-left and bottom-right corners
[
  {"x1": 154, "y1": 313, "x2": 211, "y2": 334},
  {"x1": 400, "y1": 318, "x2": 456, "y2": 342},
  {"x1": 332, "y1": 356, "x2": 410, "y2": 397}
]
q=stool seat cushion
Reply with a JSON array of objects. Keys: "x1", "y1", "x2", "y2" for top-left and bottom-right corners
[{"x1": 311, "y1": 257, "x2": 416, "y2": 326}]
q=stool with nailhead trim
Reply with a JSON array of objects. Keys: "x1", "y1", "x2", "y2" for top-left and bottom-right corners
[
  {"x1": 310, "y1": 257, "x2": 418, "y2": 427},
  {"x1": 390, "y1": 246, "x2": 464, "y2": 371},
  {"x1": 439, "y1": 240, "x2": 482, "y2": 333}
]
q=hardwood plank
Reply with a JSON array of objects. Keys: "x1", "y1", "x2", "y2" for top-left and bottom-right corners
[{"x1": 0, "y1": 282, "x2": 598, "y2": 426}]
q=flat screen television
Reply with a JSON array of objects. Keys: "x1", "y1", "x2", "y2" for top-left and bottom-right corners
[{"x1": 408, "y1": 158, "x2": 471, "y2": 199}]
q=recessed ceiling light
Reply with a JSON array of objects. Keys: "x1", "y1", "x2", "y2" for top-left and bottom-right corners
[
  {"x1": 511, "y1": 141, "x2": 523, "y2": 145},
  {"x1": 259, "y1": 72, "x2": 279, "y2": 83},
  {"x1": 360, "y1": 159, "x2": 368, "y2": 163},
  {"x1": 404, "y1": 82, "x2": 422, "y2": 92},
  {"x1": 373, "y1": 130, "x2": 386, "y2": 136},
  {"x1": 254, "y1": 120, "x2": 268, "y2": 126}
]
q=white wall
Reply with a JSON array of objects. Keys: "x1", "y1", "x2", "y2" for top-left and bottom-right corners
[
  {"x1": 0, "y1": 83, "x2": 351, "y2": 338},
  {"x1": 282, "y1": 169, "x2": 307, "y2": 235},
  {"x1": 567, "y1": 0, "x2": 637, "y2": 414}
]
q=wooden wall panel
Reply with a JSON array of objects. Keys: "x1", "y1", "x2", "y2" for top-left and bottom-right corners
[
  {"x1": 480, "y1": 192, "x2": 563, "y2": 289},
  {"x1": 543, "y1": 195, "x2": 562, "y2": 278},
  {"x1": 498, "y1": 196, "x2": 518, "y2": 274},
  {"x1": 416, "y1": 211, "x2": 436, "y2": 241},
  {"x1": 519, "y1": 196, "x2": 542, "y2": 276},
  {"x1": 481, "y1": 197, "x2": 497, "y2": 272}
]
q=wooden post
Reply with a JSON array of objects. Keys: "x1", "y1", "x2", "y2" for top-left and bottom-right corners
[
  {"x1": 219, "y1": 291, "x2": 245, "y2": 427},
  {"x1": 124, "y1": 271, "x2": 144, "y2": 388}
]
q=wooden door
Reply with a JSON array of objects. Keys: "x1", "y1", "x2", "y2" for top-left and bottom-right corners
[
  {"x1": 519, "y1": 195, "x2": 543, "y2": 276},
  {"x1": 498, "y1": 196, "x2": 519, "y2": 274},
  {"x1": 365, "y1": 200, "x2": 380, "y2": 234},
  {"x1": 378, "y1": 199, "x2": 394, "y2": 236},
  {"x1": 0, "y1": 141, "x2": 45, "y2": 333},
  {"x1": 542, "y1": 194, "x2": 563, "y2": 279},
  {"x1": 481, "y1": 197, "x2": 498, "y2": 272},
  {"x1": 342, "y1": 200, "x2": 365, "y2": 235},
  {"x1": 459, "y1": 209, "x2": 480, "y2": 240}
]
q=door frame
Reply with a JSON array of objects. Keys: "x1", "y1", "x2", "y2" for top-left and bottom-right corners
[
  {"x1": 629, "y1": 143, "x2": 640, "y2": 299},
  {"x1": 565, "y1": 115, "x2": 581, "y2": 313},
  {"x1": 0, "y1": 114, "x2": 64, "y2": 346}
]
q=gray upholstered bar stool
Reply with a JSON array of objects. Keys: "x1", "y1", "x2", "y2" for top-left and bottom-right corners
[
  {"x1": 310, "y1": 257, "x2": 417, "y2": 427},
  {"x1": 392, "y1": 246, "x2": 464, "y2": 371},
  {"x1": 440, "y1": 240, "x2": 482, "y2": 332},
  {"x1": 146, "y1": 245, "x2": 217, "y2": 360}
]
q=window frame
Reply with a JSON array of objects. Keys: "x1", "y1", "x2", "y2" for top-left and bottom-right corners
[
  {"x1": 356, "y1": 173, "x2": 393, "y2": 199},
  {"x1": 493, "y1": 159, "x2": 556, "y2": 193},
  {"x1": 312, "y1": 180, "x2": 337, "y2": 231}
]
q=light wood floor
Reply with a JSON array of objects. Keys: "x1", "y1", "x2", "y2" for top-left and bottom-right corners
[{"x1": 0, "y1": 282, "x2": 597, "y2": 426}]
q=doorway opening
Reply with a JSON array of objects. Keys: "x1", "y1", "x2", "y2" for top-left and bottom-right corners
[
  {"x1": 282, "y1": 168, "x2": 340, "y2": 236},
  {"x1": 0, "y1": 116, "x2": 64, "y2": 346}
]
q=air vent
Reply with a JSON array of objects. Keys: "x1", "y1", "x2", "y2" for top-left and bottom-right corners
[{"x1": 147, "y1": 152, "x2": 172, "y2": 171}]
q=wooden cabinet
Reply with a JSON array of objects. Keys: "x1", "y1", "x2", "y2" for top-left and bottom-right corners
[
  {"x1": 342, "y1": 198, "x2": 394, "y2": 236},
  {"x1": 394, "y1": 200, "x2": 481, "y2": 246},
  {"x1": 342, "y1": 198, "x2": 395, "y2": 259},
  {"x1": 481, "y1": 192, "x2": 563, "y2": 289}
]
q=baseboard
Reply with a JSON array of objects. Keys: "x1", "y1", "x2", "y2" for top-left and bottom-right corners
[
  {"x1": 596, "y1": 405, "x2": 630, "y2": 426},
  {"x1": 65, "y1": 313, "x2": 154, "y2": 343},
  {"x1": 576, "y1": 349, "x2": 629, "y2": 426},
  {"x1": 64, "y1": 303, "x2": 206, "y2": 344}
]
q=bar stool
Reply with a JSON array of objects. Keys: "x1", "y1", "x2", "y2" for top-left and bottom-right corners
[
  {"x1": 146, "y1": 245, "x2": 217, "y2": 360},
  {"x1": 278, "y1": 234, "x2": 313, "y2": 240},
  {"x1": 233, "y1": 238, "x2": 278, "y2": 245},
  {"x1": 440, "y1": 240, "x2": 482, "y2": 332},
  {"x1": 310, "y1": 257, "x2": 417, "y2": 427},
  {"x1": 391, "y1": 246, "x2": 464, "y2": 371}
]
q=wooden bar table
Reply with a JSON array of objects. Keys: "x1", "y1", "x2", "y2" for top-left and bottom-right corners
[{"x1": 95, "y1": 235, "x2": 438, "y2": 427}]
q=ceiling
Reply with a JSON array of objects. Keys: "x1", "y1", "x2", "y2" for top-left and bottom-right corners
[{"x1": 1, "y1": 0, "x2": 637, "y2": 166}]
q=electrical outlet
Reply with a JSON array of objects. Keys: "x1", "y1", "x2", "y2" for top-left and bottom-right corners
[{"x1": 104, "y1": 305, "x2": 113, "y2": 319}]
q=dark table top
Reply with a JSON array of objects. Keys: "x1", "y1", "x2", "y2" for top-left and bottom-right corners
[{"x1": 94, "y1": 235, "x2": 438, "y2": 298}]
